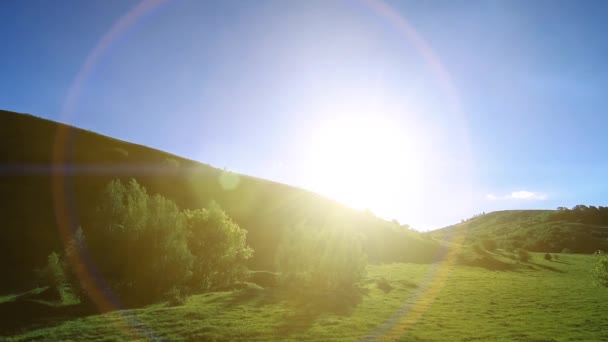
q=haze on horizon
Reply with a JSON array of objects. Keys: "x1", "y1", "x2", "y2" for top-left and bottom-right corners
[{"x1": 1, "y1": 0, "x2": 607, "y2": 230}]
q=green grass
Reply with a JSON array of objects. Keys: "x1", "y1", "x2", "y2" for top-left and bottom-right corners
[
  {"x1": 4, "y1": 253, "x2": 608, "y2": 341},
  {"x1": 0, "y1": 287, "x2": 48, "y2": 304},
  {"x1": 0, "y1": 294, "x2": 18, "y2": 304}
]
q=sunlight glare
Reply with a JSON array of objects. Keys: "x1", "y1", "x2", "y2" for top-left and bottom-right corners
[{"x1": 305, "y1": 111, "x2": 426, "y2": 217}]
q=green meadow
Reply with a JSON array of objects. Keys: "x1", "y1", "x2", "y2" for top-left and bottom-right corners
[
  {"x1": 2, "y1": 112, "x2": 608, "y2": 341},
  {"x1": 6, "y1": 252, "x2": 608, "y2": 341}
]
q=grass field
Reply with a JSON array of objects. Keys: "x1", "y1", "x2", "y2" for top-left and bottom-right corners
[{"x1": 4, "y1": 252, "x2": 608, "y2": 341}]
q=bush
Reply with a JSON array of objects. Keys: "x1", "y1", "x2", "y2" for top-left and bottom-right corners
[
  {"x1": 592, "y1": 252, "x2": 608, "y2": 287},
  {"x1": 544, "y1": 253, "x2": 552, "y2": 261},
  {"x1": 165, "y1": 287, "x2": 186, "y2": 306},
  {"x1": 184, "y1": 202, "x2": 253, "y2": 291},
  {"x1": 87, "y1": 179, "x2": 252, "y2": 305},
  {"x1": 275, "y1": 222, "x2": 367, "y2": 292},
  {"x1": 376, "y1": 277, "x2": 393, "y2": 293},
  {"x1": 516, "y1": 248, "x2": 531, "y2": 262},
  {"x1": 44, "y1": 252, "x2": 76, "y2": 304},
  {"x1": 46, "y1": 252, "x2": 67, "y2": 297}
]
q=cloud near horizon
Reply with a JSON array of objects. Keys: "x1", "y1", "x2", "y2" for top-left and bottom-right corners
[{"x1": 486, "y1": 190, "x2": 548, "y2": 201}]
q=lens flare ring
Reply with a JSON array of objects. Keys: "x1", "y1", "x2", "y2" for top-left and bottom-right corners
[{"x1": 52, "y1": 0, "x2": 472, "y2": 340}]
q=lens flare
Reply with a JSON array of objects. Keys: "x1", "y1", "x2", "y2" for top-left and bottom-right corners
[{"x1": 50, "y1": 0, "x2": 473, "y2": 340}]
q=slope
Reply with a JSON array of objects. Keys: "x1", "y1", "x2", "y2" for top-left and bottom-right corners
[
  {"x1": 0, "y1": 109, "x2": 438, "y2": 292},
  {"x1": 432, "y1": 209, "x2": 608, "y2": 253}
]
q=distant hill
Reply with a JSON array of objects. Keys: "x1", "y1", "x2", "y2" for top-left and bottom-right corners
[
  {"x1": 0, "y1": 109, "x2": 438, "y2": 292},
  {"x1": 432, "y1": 208, "x2": 608, "y2": 253}
]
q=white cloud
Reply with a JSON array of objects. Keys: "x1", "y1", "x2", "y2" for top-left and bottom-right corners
[
  {"x1": 485, "y1": 194, "x2": 499, "y2": 200},
  {"x1": 486, "y1": 190, "x2": 548, "y2": 201}
]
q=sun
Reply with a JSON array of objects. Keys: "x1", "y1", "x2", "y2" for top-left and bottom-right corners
[{"x1": 304, "y1": 113, "x2": 424, "y2": 217}]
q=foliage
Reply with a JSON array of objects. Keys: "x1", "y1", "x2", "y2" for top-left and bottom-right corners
[
  {"x1": 275, "y1": 222, "x2": 367, "y2": 292},
  {"x1": 86, "y1": 179, "x2": 251, "y2": 305},
  {"x1": 184, "y1": 202, "x2": 253, "y2": 291},
  {"x1": 63, "y1": 226, "x2": 89, "y2": 301},
  {"x1": 164, "y1": 286, "x2": 186, "y2": 307},
  {"x1": 45, "y1": 252, "x2": 67, "y2": 299},
  {"x1": 44, "y1": 252, "x2": 76, "y2": 304},
  {"x1": 1, "y1": 110, "x2": 442, "y2": 295},
  {"x1": 592, "y1": 252, "x2": 608, "y2": 288},
  {"x1": 544, "y1": 253, "x2": 552, "y2": 261}
]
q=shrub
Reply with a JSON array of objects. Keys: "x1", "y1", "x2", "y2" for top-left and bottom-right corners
[
  {"x1": 88, "y1": 179, "x2": 252, "y2": 305},
  {"x1": 376, "y1": 277, "x2": 393, "y2": 293},
  {"x1": 592, "y1": 252, "x2": 608, "y2": 287},
  {"x1": 165, "y1": 287, "x2": 186, "y2": 306},
  {"x1": 544, "y1": 253, "x2": 552, "y2": 261},
  {"x1": 482, "y1": 239, "x2": 497, "y2": 252},
  {"x1": 44, "y1": 252, "x2": 77, "y2": 304},
  {"x1": 46, "y1": 252, "x2": 67, "y2": 297},
  {"x1": 275, "y1": 222, "x2": 367, "y2": 292},
  {"x1": 516, "y1": 248, "x2": 531, "y2": 262},
  {"x1": 184, "y1": 202, "x2": 253, "y2": 291}
]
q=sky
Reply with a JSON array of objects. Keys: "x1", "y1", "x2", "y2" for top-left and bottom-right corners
[{"x1": 1, "y1": 0, "x2": 607, "y2": 230}]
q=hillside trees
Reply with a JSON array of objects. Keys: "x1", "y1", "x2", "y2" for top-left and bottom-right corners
[
  {"x1": 83, "y1": 179, "x2": 252, "y2": 305},
  {"x1": 275, "y1": 222, "x2": 367, "y2": 292},
  {"x1": 184, "y1": 202, "x2": 253, "y2": 291}
]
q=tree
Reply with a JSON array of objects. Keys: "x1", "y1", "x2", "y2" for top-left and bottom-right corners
[
  {"x1": 275, "y1": 222, "x2": 367, "y2": 292},
  {"x1": 86, "y1": 179, "x2": 252, "y2": 305},
  {"x1": 184, "y1": 202, "x2": 253, "y2": 290},
  {"x1": 89, "y1": 179, "x2": 193, "y2": 304},
  {"x1": 44, "y1": 252, "x2": 76, "y2": 303}
]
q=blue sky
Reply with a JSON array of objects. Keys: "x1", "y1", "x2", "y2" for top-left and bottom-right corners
[{"x1": 1, "y1": 0, "x2": 607, "y2": 230}]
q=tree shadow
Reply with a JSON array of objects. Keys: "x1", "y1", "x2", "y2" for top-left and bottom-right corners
[
  {"x1": 551, "y1": 259, "x2": 572, "y2": 265},
  {"x1": 0, "y1": 298, "x2": 97, "y2": 336},
  {"x1": 461, "y1": 255, "x2": 516, "y2": 271},
  {"x1": 528, "y1": 261, "x2": 566, "y2": 273},
  {"x1": 275, "y1": 286, "x2": 367, "y2": 337},
  {"x1": 208, "y1": 286, "x2": 281, "y2": 308},
  {"x1": 209, "y1": 284, "x2": 367, "y2": 337}
]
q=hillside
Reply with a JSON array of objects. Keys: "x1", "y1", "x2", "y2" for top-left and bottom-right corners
[
  {"x1": 5, "y1": 253, "x2": 608, "y2": 341},
  {"x1": 0, "y1": 109, "x2": 437, "y2": 292},
  {"x1": 432, "y1": 209, "x2": 608, "y2": 253}
]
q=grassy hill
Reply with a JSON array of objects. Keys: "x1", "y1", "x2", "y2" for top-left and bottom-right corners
[
  {"x1": 0, "y1": 109, "x2": 437, "y2": 293},
  {"x1": 432, "y1": 209, "x2": 608, "y2": 254},
  {"x1": 5, "y1": 109, "x2": 608, "y2": 340},
  {"x1": 4, "y1": 252, "x2": 608, "y2": 341}
]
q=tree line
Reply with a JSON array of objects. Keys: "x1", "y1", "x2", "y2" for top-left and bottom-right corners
[{"x1": 41, "y1": 179, "x2": 375, "y2": 307}]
